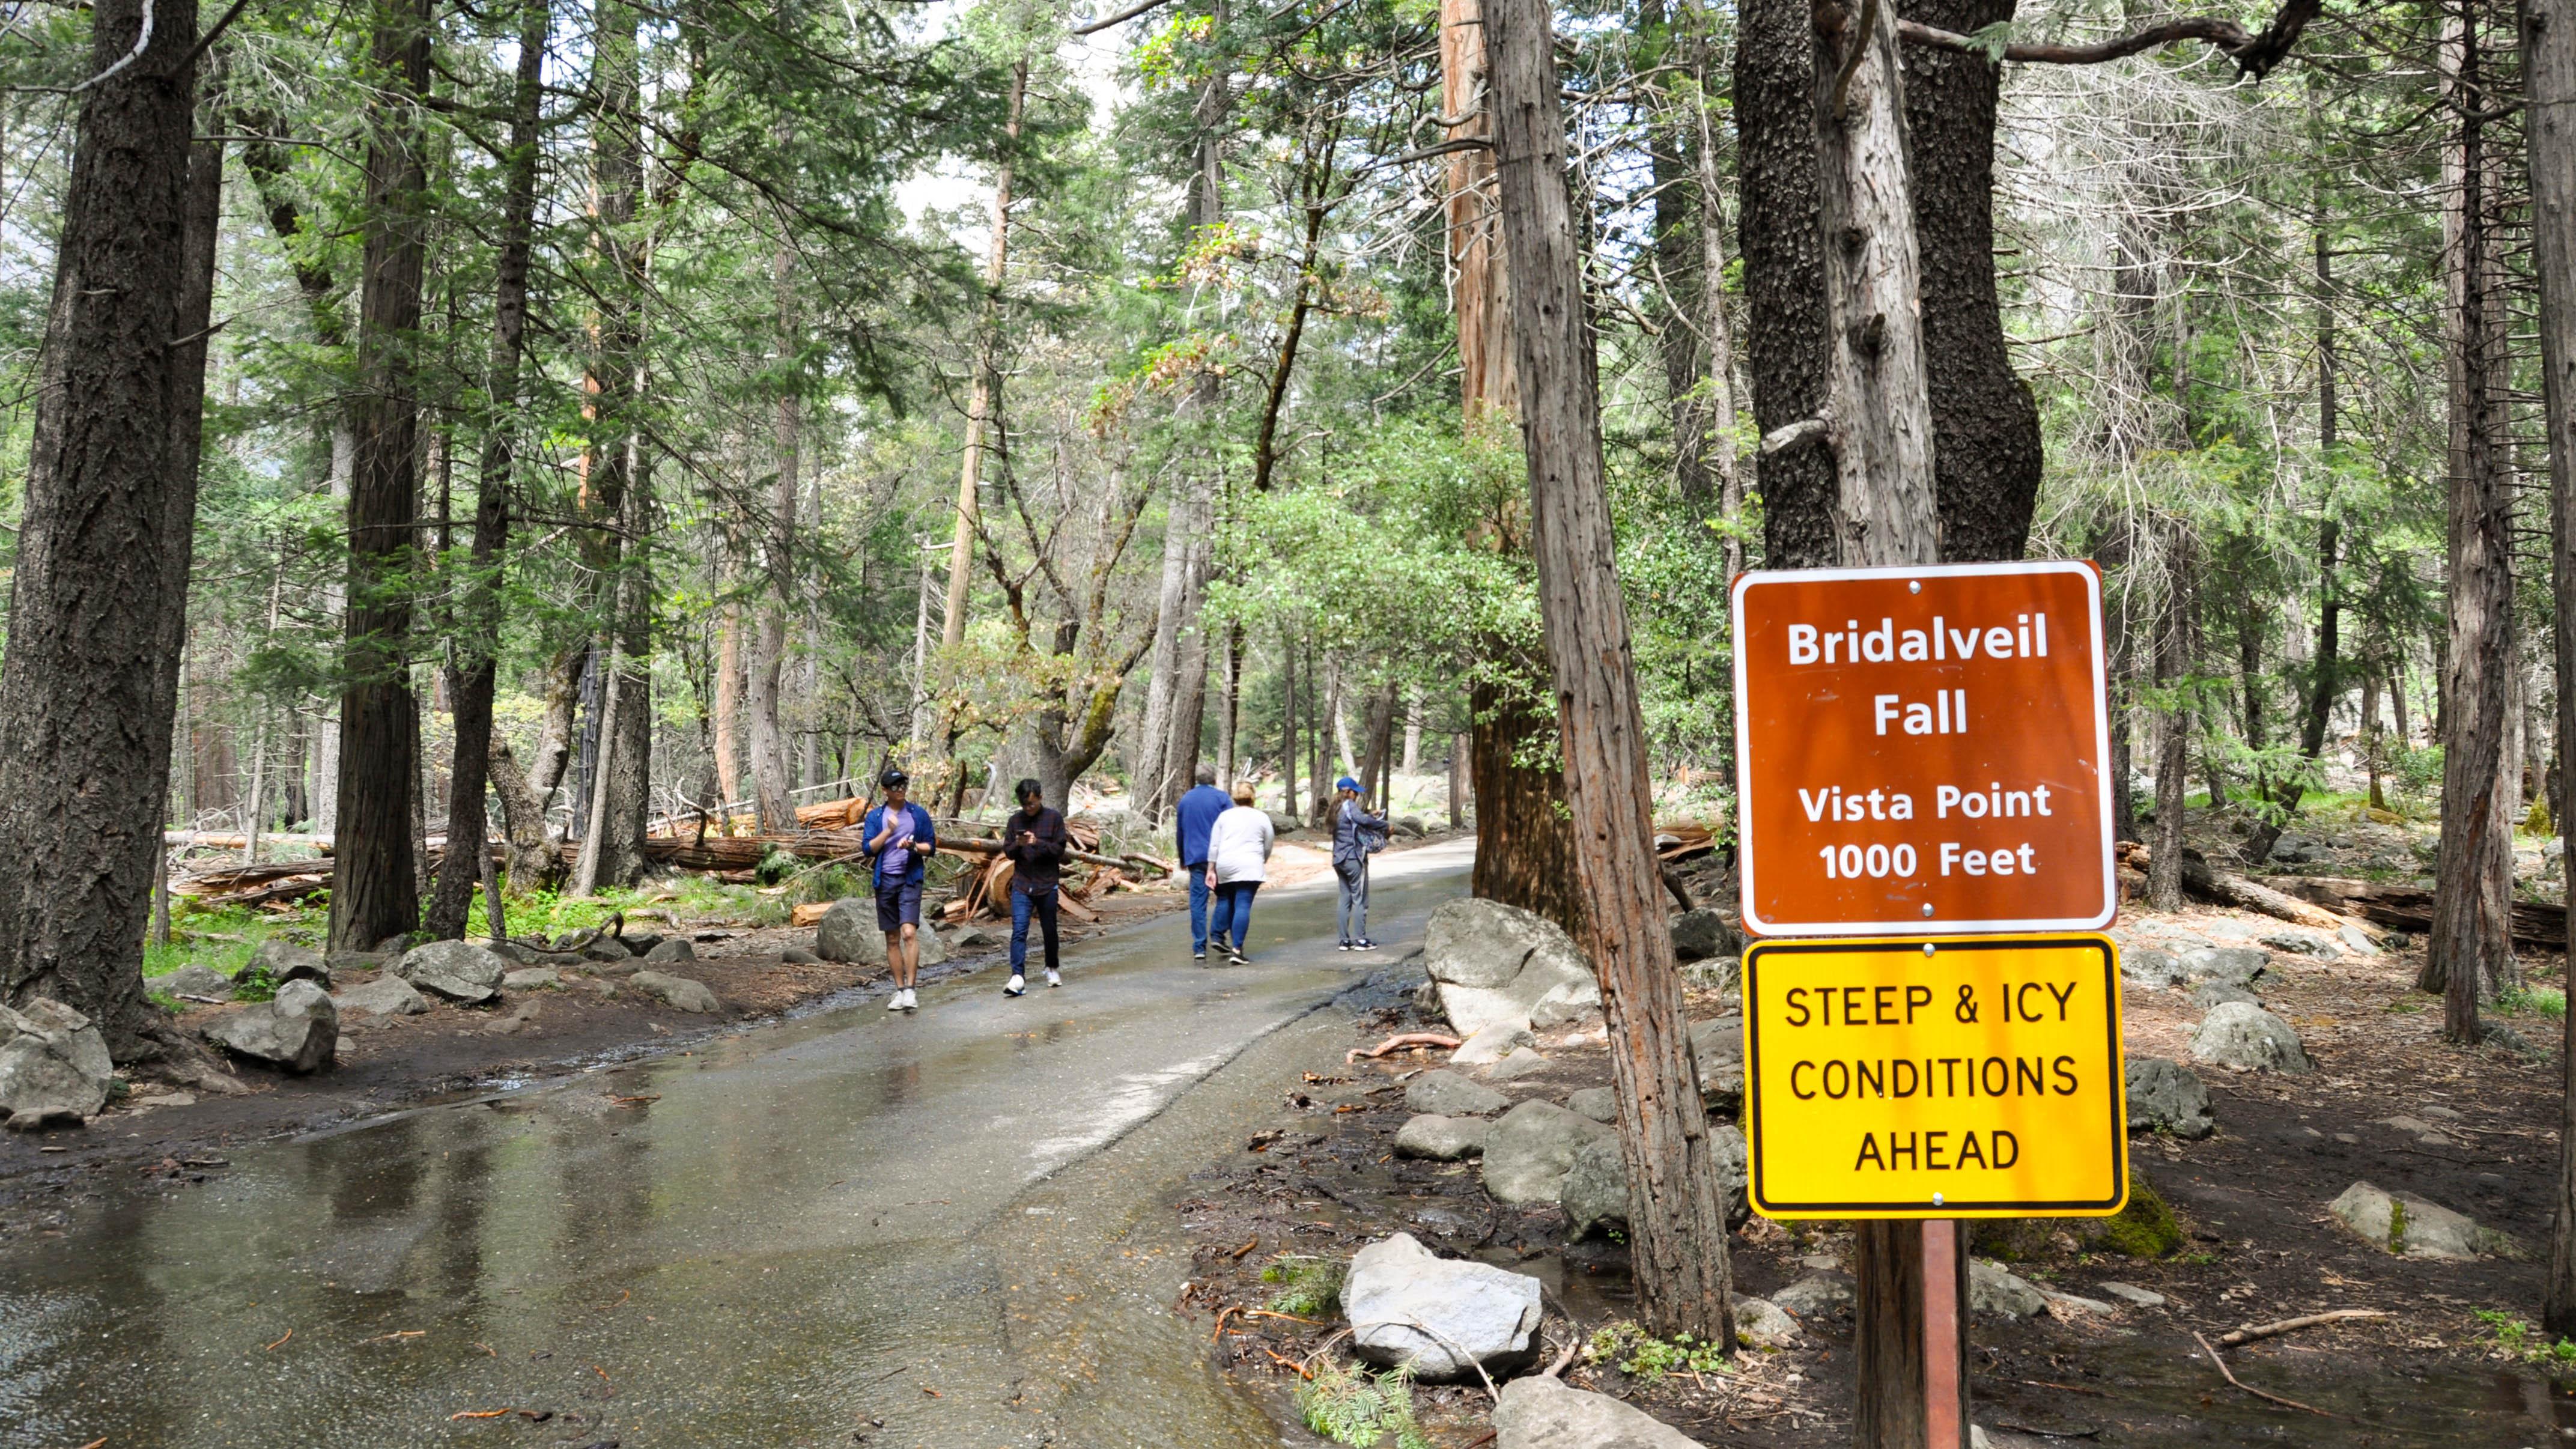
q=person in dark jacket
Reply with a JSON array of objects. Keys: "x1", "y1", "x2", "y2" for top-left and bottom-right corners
[
  {"x1": 1331, "y1": 776, "x2": 1388, "y2": 950},
  {"x1": 1173, "y1": 764, "x2": 1233, "y2": 960},
  {"x1": 862, "y1": 769, "x2": 938, "y2": 1012},
  {"x1": 1001, "y1": 778, "x2": 1068, "y2": 996}
]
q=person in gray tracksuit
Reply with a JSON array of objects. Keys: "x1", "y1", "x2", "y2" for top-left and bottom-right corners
[{"x1": 1330, "y1": 776, "x2": 1387, "y2": 950}]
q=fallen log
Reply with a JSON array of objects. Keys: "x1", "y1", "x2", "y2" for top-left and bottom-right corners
[
  {"x1": 2117, "y1": 844, "x2": 2350, "y2": 931},
  {"x1": 2217, "y1": 1308, "x2": 2389, "y2": 1347}
]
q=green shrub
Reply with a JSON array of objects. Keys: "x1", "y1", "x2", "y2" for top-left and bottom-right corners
[
  {"x1": 1295, "y1": 1361, "x2": 1429, "y2": 1449},
  {"x1": 1583, "y1": 1320, "x2": 1728, "y2": 1381},
  {"x1": 2476, "y1": 1309, "x2": 2576, "y2": 1367},
  {"x1": 1261, "y1": 1254, "x2": 1347, "y2": 1317}
]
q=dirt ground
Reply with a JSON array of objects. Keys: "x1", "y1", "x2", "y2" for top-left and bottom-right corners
[
  {"x1": 0, "y1": 830, "x2": 1370, "y2": 1239},
  {"x1": 1169, "y1": 891, "x2": 2575, "y2": 1447}
]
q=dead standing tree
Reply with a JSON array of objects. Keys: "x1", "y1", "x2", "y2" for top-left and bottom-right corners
[{"x1": 1483, "y1": 0, "x2": 1736, "y2": 1344}]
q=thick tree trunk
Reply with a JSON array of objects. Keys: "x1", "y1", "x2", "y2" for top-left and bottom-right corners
[
  {"x1": 2529, "y1": 0, "x2": 2576, "y2": 1335},
  {"x1": 425, "y1": 0, "x2": 545, "y2": 939},
  {"x1": 2149, "y1": 532, "x2": 2192, "y2": 911},
  {"x1": 1132, "y1": 474, "x2": 1214, "y2": 820},
  {"x1": 747, "y1": 239, "x2": 800, "y2": 833},
  {"x1": 331, "y1": 0, "x2": 434, "y2": 952},
  {"x1": 0, "y1": 0, "x2": 208, "y2": 1053},
  {"x1": 2425, "y1": 0, "x2": 2514, "y2": 1037},
  {"x1": 715, "y1": 593, "x2": 743, "y2": 806},
  {"x1": 1486, "y1": 0, "x2": 1734, "y2": 1343}
]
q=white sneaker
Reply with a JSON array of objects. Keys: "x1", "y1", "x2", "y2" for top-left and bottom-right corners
[
  {"x1": 1045, "y1": 969, "x2": 1062, "y2": 988},
  {"x1": 901, "y1": 988, "x2": 919, "y2": 1011},
  {"x1": 887, "y1": 989, "x2": 905, "y2": 1010},
  {"x1": 1004, "y1": 975, "x2": 1026, "y2": 997}
]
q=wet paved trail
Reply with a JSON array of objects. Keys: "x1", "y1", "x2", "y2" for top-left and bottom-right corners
[{"x1": 0, "y1": 840, "x2": 1475, "y2": 1448}]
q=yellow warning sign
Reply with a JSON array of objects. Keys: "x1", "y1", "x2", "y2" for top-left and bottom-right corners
[{"x1": 1741, "y1": 934, "x2": 2128, "y2": 1220}]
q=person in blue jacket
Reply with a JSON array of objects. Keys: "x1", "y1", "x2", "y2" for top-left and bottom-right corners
[
  {"x1": 861, "y1": 768, "x2": 937, "y2": 1012},
  {"x1": 1331, "y1": 776, "x2": 1388, "y2": 950},
  {"x1": 1173, "y1": 763, "x2": 1235, "y2": 960}
]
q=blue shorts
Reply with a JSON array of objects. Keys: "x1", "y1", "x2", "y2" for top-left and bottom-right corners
[{"x1": 875, "y1": 880, "x2": 921, "y2": 932}]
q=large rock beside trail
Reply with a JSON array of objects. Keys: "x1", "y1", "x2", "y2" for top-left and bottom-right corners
[
  {"x1": 2190, "y1": 1001, "x2": 2312, "y2": 1074},
  {"x1": 1670, "y1": 907, "x2": 1744, "y2": 963},
  {"x1": 1482, "y1": 1099, "x2": 1614, "y2": 1206},
  {"x1": 2330, "y1": 1182, "x2": 2521, "y2": 1260},
  {"x1": 1406, "y1": 1069, "x2": 1508, "y2": 1117},
  {"x1": 816, "y1": 899, "x2": 887, "y2": 965},
  {"x1": 156, "y1": 965, "x2": 234, "y2": 1000},
  {"x1": 1346, "y1": 1232, "x2": 1542, "y2": 1381},
  {"x1": 0, "y1": 998, "x2": 114, "y2": 1125},
  {"x1": 393, "y1": 940, "x2": 508, "y2": 1004},
  {"x1": 1423, "y1": 899, "x2": 1600, "y2": 1037},
  {"x1": 249, "y1": 938, "x2": 331, "y2": 986},
  {"x1": 642, "y1": 938, "x2": 696, "y2": 964},
  {"x1": 2124, "y1": 1057, "x2": 2215, "y2": 1139},
  {"x1": 1689, "y1": 1016, "x2": 1746, "y2": 1112},
  {"x1": 1969, "y1": 1259, "x2": 2047, "y2": 1320},
  {"x1": 630, "y1": 971, "x2": 719, "y2": 1013},
  {"x1": 335, "y1": 976, "x2": 429, "y2": 1018},
  {"x1": 1770, "y1": 1272, "x2": 1854, "y2": 1317},
  {"x1": 1492, "y1": 1375, "x2": 1702, "y2": 1449},
  {"x1": 1733, "y1": 1296, "x2": 1801, "y2": 1348},
  {"x1": 205, "y1": 980, "x2": 337, "y2": 1073},
  {"x1": 916, "y1": 922, "x2": 949, "y2": 967},
  {"x1": 500, "y1": 967, "x2": 560, "y2": 992},
  {"x1": 1562, "y1": 1123, "x2": 1751, "y2": 1238},
  {"x1": 1395, "y1": 1114, "x2": 1490, "y2": 1161},
  {"x1": 2121, "y1": 949, "x2": 2186, "y2": 990},
  {"x1": 1452, "y1": 1020, "x2": 1535, "y2": 1066},
  {"x1": 2178, "y1": 946, "x2": 2268, "y2": 987}
]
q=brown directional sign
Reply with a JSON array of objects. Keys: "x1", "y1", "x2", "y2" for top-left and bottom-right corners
[{"x1": 1730, "y1": 560, "x2": 2115, "y2": 937}]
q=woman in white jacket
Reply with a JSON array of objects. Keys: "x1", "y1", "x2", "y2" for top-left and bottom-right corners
[{"x1": 1203, "y1": 781, "x2": 1275, "y2": 965}]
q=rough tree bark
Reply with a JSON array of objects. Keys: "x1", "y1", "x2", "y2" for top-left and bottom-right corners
[
  {"x1": 332, "y1": 0, "x2": 434, "y2": 951},
  {"x1": 2148, "y1": 530, "x2": 2192, "y2": 911},
  {"x1": 425, "y1": 0, "x2": 546, "y2": 936},
  {"x1": 1485, "y1": 0, "x2": 1735, "y2": 1343},
  {"x1": 746, "y1": 238, "x2": 801, "y2": 833},
  {"x1": 0, "y1": 0, "x2": 210, "y2": 1056},
  {"x1": 2424, "y1": 0, "x2": 2513, "y2": 1039},
  {"x1": 2531, "y1": 0, "x2": 2576, "y2": 1334}
]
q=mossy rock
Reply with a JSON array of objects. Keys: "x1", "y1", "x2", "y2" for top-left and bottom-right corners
[{"x1": 1968, "y1": 1173, "x2": 2183, "y2": 1262}]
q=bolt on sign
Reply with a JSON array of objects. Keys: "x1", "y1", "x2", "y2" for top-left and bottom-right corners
[
  {"x1": 1729, "y1": 560, "x2": 2114, "y2": 937},
  {"x1": 1739, "y1": 935, "x2": 2128, "y2": 1219}
]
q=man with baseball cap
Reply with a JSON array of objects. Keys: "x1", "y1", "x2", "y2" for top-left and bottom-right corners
[{"x1": 861, "y1": 768, "x2": 937, "y2": 1010}]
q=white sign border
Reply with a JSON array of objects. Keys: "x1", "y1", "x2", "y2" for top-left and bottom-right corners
[{"x1": 1730, "y1": 559, "x2": 2116, "y2": 938}]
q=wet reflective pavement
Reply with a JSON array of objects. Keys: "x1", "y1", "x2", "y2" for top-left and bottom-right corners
[{"x1": 0, "y1": 840, "x2": 1476, "y2": 1448}]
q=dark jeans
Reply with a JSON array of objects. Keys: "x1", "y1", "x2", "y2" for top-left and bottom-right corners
[
  {"x1": 1209, "y1": 880, "x2": 1259, "y2": 955},
  {"x1": 1185, "y1": 865, "x2": 1210, "y2": 953},
  {"x1": 1011, "y1": 886, "x2": 1060, "y2": 974}
]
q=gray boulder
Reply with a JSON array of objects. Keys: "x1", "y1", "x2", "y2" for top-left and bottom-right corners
[
  {"x1": 1680, "y1": 954, "x2": 1740, "y2": 996},
  {"x1": 1395, "y1": 1114, "x2": 1491, "y2": 1161},
  {"x1": 2190, "y1": 979, "x2": 2259, "y2": 1011},
  {"x1": 1670, "y1": 907, "x2": 1745, "y2": 963},
  {"x1": 1424, "y1": 898, "x2": 1600, "y2": 1036},
  {"x1": 1689, "y1": 1016, "x2": 1746, "y2": 1112},
  {"x1": 326, "y1": 950, "x2": 387, "y2": 978},
  {"x1": 2120, "y1": 949, "x2": 2186, "y2": 990},
  {"x1": 1770, "y1": 1271, "x2": 1854, "y2": 1317},
  {"x1": 1406, "y1": 1069, "x2": 1508, "y2": 1117},
  {"x1": 2124, "y1": 1057, "x2": 2215, "y2": 1139},
  {"x1": 1453, "y1": 1019, "x2": 1535, "y2": 1066},
  {"x1": 2190, "y1": 1001, "x2": 2313, "y2": 1074},
  {"x1": 500, "y1": 967, "x2": 560, "y2": 992},
  {"x1": 1969, "y1": 1259, "x2": 2047, "y2": 1320},
  {"x1": 1733, "y1": 1296, "x2": 1801, "y2": 1347},
  {"x1": 394, "y1": 940, "x2": 508, "y2": 1004},
  {"x1": 642, "y1": 938, "x2": 696, "y2": 964},
  {"x1": 0, "y1": 999, "x2": 114, "y2": 1125},
  {"x1": 1564, "y1": 1124, "x2": 1749, "y2": 1236},
  {"x1": 156, "y1": 965, "x2": 234, "y2": 1000},
  {"x1": 2336, "y1": 922, "x2": 2383, "y2": 956},
  {"x1": 621, "y1": 932, "x2": 664, "y2": 956},
  {"x1": 1492, "y1": 1375, "x2": 1701, "y2": 1449},
  {"x1": 2330, "y1": 1181, "x2": 2521, "y2": 1260},
  {"x1": 582, "y1": 935, "x2": 633, "y2": 962},
  {"x1": 249, "y1": 938, "x2": 331, "y2": 986},
  {"x1": 2179, "y1": 945, "x2": 2269, "y2": 986},
  {"x1": 816, "y1": 898, "x2": 889, "y2": 965},
  {"x1": 335, "y1": 976, "x2": 429, "y2": 1018},
  {"x1": 916, "y1": 922, "x2": 949, "y2": 967},
  {"x1": 1346, "y1": 1232, "x2": 1542, "y2": 1381},
  {"x1": 2261, "y1": 929, "x2": 2336, "y2": 959},
  {"x1": 630, "y1": 971, "x2": 720, "y2": 1013},
  {"x1": 1566, "y1": 1087, "x2": 1618, "y2": 1123},
  {"x1": 1483, "y1": 1047, "x2": 1552, "y2": 1083},
  {"x1": 780, "y1": 946, "x2": 822, "y2": 965},
  {"x1": 204, "y1": 980, "x2": 337, "y2": 1074},
  {"x1": 1482, "y1": 1099, "x2": 1615, "y2": 1206}
]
